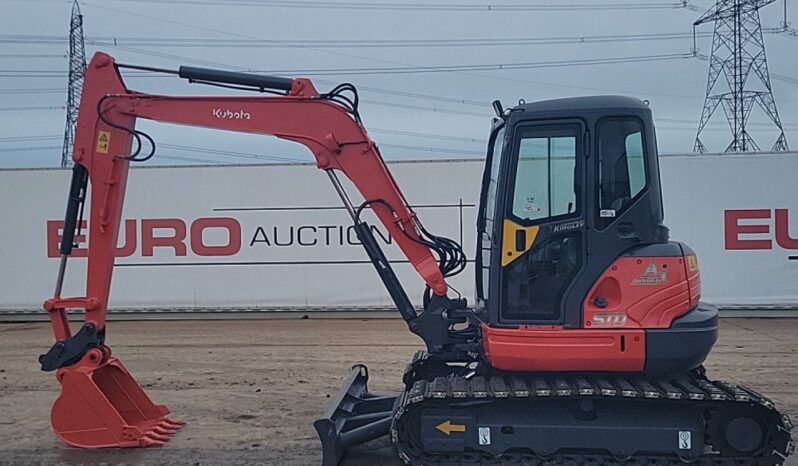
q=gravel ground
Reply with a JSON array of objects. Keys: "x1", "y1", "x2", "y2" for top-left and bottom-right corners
[{"x1": 0, "y1": 318, "x2": 795, "y2": 466}]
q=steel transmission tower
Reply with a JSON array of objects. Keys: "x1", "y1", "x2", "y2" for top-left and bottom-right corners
[
  {"x1": 693, "y1": 0, "x2": 789, "y2": 153},
  {"x1": 61, "y1": 0, "x2": 87, "y2": 167}
]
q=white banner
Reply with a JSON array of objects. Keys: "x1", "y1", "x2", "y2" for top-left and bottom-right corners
[
  {"x1": 659, "y1": 152, "x2": 798, "y2": 307},
  {"x1": 0, "y1": 153, "x2": 796, "y2": 313}
]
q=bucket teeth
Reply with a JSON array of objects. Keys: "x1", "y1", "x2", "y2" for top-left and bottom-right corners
[
  {"x1": 145, "y1": 431, "x2": 172, "y2": 442},
  {"x1": 133, "y1": 416, "x2": 187, "y2": 446},
  {"x1": 153, "y1": 425, "x2": 178, "y2": 435},
  {"x1": 140, "y1": 436, "x2": 168, "y2": 447}
]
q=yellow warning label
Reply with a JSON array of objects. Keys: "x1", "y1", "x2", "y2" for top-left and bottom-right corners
[
  {"x1": 96, "y1": 131, "x2": 111, "y2": 154},
  {"x1": 687, "y1": 255, "x2": 698, "y2": 272},
  {"x1": 435, "y1": 420, "x2": 466, "y2": 436}
]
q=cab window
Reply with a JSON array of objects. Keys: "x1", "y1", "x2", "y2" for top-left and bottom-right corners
[
  {"x1": 510, "y1": 124, "x2": 580, "y2": 223},
  {"x1": 597, "y1": 118, "x2": 647, "y2": 228}
]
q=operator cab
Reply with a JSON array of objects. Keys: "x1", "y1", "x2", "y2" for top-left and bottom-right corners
[{"x1": 476, "y1": 96, "x2": 668, "y2": 328}]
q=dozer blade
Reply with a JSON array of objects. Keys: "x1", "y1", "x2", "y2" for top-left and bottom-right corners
[
  {"x1": 315, "y1": 364, "x2": 396, "y2": 466},
  {"x1": 50, "y1": 348, "x2": 184, "y2": 448}
]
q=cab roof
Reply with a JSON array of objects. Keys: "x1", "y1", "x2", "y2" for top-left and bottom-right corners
[{"x1": 511, "y1": 95, "x2": 651, "y2": 119}]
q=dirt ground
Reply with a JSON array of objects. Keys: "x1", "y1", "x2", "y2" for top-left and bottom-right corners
[{"x1": 0, "y1": 318, "x2": 795, "y2": 466}]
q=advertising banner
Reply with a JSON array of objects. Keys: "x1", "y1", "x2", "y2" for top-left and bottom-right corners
[{"x1": 0, "y1": 153, "x2": 795, "y2": 314}]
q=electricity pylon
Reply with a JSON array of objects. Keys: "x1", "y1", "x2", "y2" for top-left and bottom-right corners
[{"x1": 693, "y1": 0, "x2": 789, "y2": 153}]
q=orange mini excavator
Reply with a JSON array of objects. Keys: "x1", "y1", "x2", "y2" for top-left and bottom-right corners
[{"x1": 40, "y1": 52, "x2": 793, "y2": 465}]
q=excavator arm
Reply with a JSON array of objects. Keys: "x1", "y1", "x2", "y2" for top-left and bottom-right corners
[{"x1": 40, "y1": 52, "x2": 475, "y2": 456}]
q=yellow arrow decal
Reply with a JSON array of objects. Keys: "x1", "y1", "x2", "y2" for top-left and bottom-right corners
[{"x1": 436, "y1": 420, "x2": 467, "y2": 436}]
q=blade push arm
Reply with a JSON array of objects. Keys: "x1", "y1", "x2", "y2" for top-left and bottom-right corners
[{"x1": 43, "y1": 52, "x2": 451, "y2": 362}]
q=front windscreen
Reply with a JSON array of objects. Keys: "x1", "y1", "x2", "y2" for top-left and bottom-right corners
[{"x1": 510, "y1": 124, "x2": 580, "y2": 223}]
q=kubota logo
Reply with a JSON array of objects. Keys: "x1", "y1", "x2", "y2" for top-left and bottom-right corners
[{"x1": 212, "y1": 108, "x2": 251, "y2": 120}]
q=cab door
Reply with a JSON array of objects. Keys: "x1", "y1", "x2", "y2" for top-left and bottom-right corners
[{"x1": 495, "y1": 121, "x2": 587, "y2": 324}]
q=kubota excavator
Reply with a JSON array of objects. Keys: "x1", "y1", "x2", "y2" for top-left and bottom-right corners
[{"x1": 40, "y1": 52, "x2": 793, "y2": 465}]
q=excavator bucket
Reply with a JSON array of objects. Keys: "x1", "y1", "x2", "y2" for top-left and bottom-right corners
[
  {"x1": 50, "y1": 348, "x2": 184, "y2": 448},
  {"x1": 315, "y1": 365, "x2": 396, "y2": 466}
]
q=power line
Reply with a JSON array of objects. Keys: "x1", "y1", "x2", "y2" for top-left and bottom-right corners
[
  {"x1": 0, "y1": 30, "x2": 724, "y2": 48},
  {"x1": 156, "y1": 154, "x2": 235, "y2": 164},
  {"x1": 0, "y1": 105, "x2": 66, "y2": 111},
  {"x1": 0, "y1": 135, "x2": 61, "y2": 142},
  {"x1": 0, "y1": 71, "x2": 74, "y2": 77},
  {"x1": 157, "y1": 143, "x2": 305, "y2": 162},
  {"x1": 693, "y1": 54, "x2": 798, "y2": 87},
  {"x1": 370, "y1": 128, "x2": 486, "y2": 144},
  {"x1": 365, "y1": 100, "x2": 490, "y2": 118},
  {"x1": 80, "y1": 0, "x2": 484, "y2": 84},
  {"x1": 1, "y1": 35, "x2": 491, "y2": 107},
  {"x1": 65, "y1": 0, "x2": 692, "y2": 12},
  {"x1": 103, "y1": 44, "x2": 492, "y2": 106},
  {"x1": 2, "y1": 32, "x2": 784, "y2": 96},
  {"x1": 0, "y1": 145, "x2": 61, "y2": 153},
  {"x1": 3, "y1": 0, "x2": 786, "y2": 157},
  {"x1": 0, "y1": 53, "x2": 694, "y2": 77},
  {"x1": 772, "y1": 73, "x2": 798, "y2": 85},
  {"x1": 0, "y1": 51, "x2": 705, "y2": 110},
  {"x1": 0, "y1": 53, "x2": 67, "y2": 58},
  {"x1": 658, "y1": 116, "x2": 798, "y2": 128},
  {"x1": 0, "y1": 88, "x2": 67, "y2": 94},
  {"x1": 378, "y1": 143, "x2": 484, "y2": 156},
  {"x1": 71, "y1": 2, "x2": 736, "y2": 103},
  {"x1": 75, "y1": 2, "x2": 710, "y2": 101},
  {"x1": 103, "y1": 44, "x2": 712, "y2": 102},
  {"x1": 106, "y1": 43, "x2": 704, "y2": 110},
  {"x1": 258, "y1": 53, "x2": 696, "y2": 76},
  {"x1": 89, "y1": 31, "x2": 713, "y2": 48}
]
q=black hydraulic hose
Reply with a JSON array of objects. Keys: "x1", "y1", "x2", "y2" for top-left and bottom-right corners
[
  {"x1": 96, "y1": 95, "x2": 156, "y2": 162},
  {"x1": 354, "y1": 198, "x2": 466, "y2": 305}
]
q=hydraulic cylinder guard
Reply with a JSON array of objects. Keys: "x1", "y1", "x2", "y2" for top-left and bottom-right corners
[{"x1": 50, "y1": 349, "x2": 184, "y2": 448}]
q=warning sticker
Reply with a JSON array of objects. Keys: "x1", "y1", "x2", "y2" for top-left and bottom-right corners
[
  {"x1": 679, "y1": 431, "x2": 691, "y2": 450},
  {"x1": 96, "y1": 131, "x2": 111, "y2": 154},
  {"x1": 478, "y1": 427, "x2": 491, "y2": 446},
  {"x1": 687, "y1": 255, "x2": 698, "y2": 272}
]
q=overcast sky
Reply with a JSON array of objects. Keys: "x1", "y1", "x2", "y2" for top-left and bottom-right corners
[{"x1": 1, "y1": 0, "x2": 796, "y2": 168}]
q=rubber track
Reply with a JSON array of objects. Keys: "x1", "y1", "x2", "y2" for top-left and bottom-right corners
[{"x1": 391, "y1": 351, "x2": 795, "y2": 466}]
